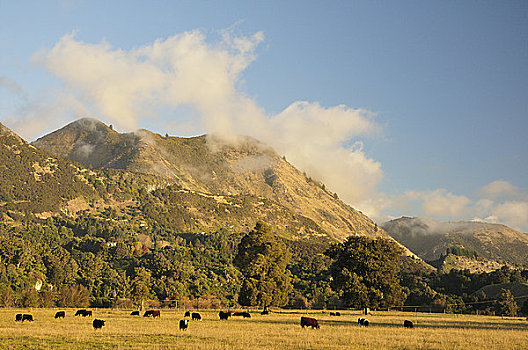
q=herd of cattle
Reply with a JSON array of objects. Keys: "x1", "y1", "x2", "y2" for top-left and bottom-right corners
[{"x1": 13, "y1": 309, "x2": 415, "y2": 331}]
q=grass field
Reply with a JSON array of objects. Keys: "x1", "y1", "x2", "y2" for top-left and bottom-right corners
[{"x1": 0, "y1": 308, "x2": 526, "y2": 349}]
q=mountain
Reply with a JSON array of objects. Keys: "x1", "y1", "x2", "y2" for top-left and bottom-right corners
[
  {"x1": 382, "y1": 217, "x2": 528, "y2": 268},
  {"x1": 33, "y1": 118, "x2": 381, "y2": 241}
]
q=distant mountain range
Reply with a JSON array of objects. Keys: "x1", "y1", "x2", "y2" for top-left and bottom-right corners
[{"x1": 382, "y1": 217, "x2": 528, "y2": 269}]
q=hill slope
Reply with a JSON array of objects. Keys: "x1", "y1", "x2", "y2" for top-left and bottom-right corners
[
  {"x1": 0, "y1": 121, "x2": 106, "y2": 215},
  {"x1": 382, "y1": 217, "x2": 528, "y2": 267},
  {"x1": 33, "y1": 118, "x2": 381, "y2": 241}
]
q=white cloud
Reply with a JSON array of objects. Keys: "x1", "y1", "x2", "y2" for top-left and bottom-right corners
[
  {"x1": 396, "y1": 189, "x2": 472, "y2": 219},
  {"x1": 480, "y1": 180, "x2": 520, "y2": 200}
]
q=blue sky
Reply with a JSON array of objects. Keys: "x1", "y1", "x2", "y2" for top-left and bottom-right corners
[{"x1": 1, "y1": 1, "x2": 527, "y2": 231}]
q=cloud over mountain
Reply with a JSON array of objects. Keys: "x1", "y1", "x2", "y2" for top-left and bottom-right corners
[{"x1": 26, "y1": 31, "x2": 384, "y2": 213}]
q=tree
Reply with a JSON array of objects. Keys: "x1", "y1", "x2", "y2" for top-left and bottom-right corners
[
  {"x1": 130, "y1": 267, "x2": 151, "y2": 309},
  {"x1": 325, "y1": 235, "x2": 405, "y2": 309},
  {"x1": 58, "y1": 284, "x2": 90, "y2": 307},
  {"x1": 233, "y1": 222, "x2": 292, "y2": 309},
  {"x1": 494, "y1": 288, "x2": 518, "y2": 316}
]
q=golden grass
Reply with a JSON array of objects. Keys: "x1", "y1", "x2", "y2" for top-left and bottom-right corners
[{"x1": 0, "y1": 309, "x2": 526, "y2": 349}]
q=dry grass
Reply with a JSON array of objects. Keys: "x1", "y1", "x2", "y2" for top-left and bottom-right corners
[{"x1": 0, "y1": 309, "x2": 526, "y2": 349}]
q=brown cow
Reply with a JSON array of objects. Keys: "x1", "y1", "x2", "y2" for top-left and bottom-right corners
[
  {"x1": 143, "y1": 310, "x2": 161, "y2": 318},
  {"x1": 300, "y1": 316, "x2": 319, "y2": 329}
]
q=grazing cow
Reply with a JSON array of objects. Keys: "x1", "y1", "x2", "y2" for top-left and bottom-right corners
[
  {"x1": 15, "y1": 314, "x2": 23, "y2": 322},
  {"x1": 358, "y1": 318, "x2": 369, "y2": 326},
  {"x1": 75, "y1": 309, "x2": 92, "y2": 317},
  {"x1": 404, "y1": 320, "x2": 414, "y2": 328},
  {"x1": 241, "y1": 312, "x2": 251, "y2": 318},
  {"x1": 179, "y1": 319, "x2": 188, "y2": 331},
  {"x1": 22, "y1": 314, "x2": 33, "y2": 322},
  {"x1": 93, "y1": 319, "x2": 105, "y2": 330},
  {"x1": 219, "y1": 311, "x2": 231, "y2": 320},
  {"x1": 300, "y1": 316, "x2": 319, "y2": 329},
  {"x1": 130, "y1": 311, "x2": 140, "y2": 316},
  {"x1": 143, "y1": 310, "x2": 161, "y2": 318},
  {"x1": 184, "y1": 311, "x2": 190, "y2": 317},
  {"x1": 335, "y1": 312, "x2": 341, "y2": 316},
  {"x1": 191, "y1": 312, "x2": 201, "y2": 321},
  {"x1": 55, "y1": 311, "x2": 65, "y2": 319},
  {"x1": 330, "y1": 312, "x2": 336, "y2": 316},
  {"x1": 261, "y1": 310, "x2": 269, "y2": 315},
  {"x1": 75, "y1": 309, "x2": 86, "y2": 316}
]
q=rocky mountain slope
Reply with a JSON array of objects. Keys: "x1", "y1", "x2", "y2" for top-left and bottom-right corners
[
  {"x1": 33, "y1": 118, "x2": 381, "y2": 241},
  {"x1": 382, "y1": 217, "x2": 528, "y2": 267}
]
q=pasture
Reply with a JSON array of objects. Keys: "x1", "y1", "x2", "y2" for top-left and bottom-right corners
[{"x1": 0, "y1": 309, "x2": 526, "y2": 349}]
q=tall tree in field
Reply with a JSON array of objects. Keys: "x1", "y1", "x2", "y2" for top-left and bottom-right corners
[
  {"x1": 325, "y1": 235, "x2": 405, "y2": 309},
  {"x1": 494, "y1": 288, "x2": 518, "y2": 316},
  {"x1": 233, "y1": 222, "x2": 292, "y2": 309}
]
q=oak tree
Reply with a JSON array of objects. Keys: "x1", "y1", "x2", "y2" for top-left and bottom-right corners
[
  {"x1": 233, "y1": 222, "x2": 292, "y2": 309},
  {"x1": 325, "y1": 235, "x2": 405, "y2": 309}
]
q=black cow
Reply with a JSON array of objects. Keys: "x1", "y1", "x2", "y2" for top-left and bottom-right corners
[
  {"x1": 335, "y1": 312, "x2": 341, "y2": 316},
  {"x1": 55, "y1": 311, "x2": 65, "y2": 319},
  {"x1": 219, "y1": 311, "x2": 231, "y2": 320},
  {"x1": 241, "y1": 312, "x2": 251, "y2": 318},
  {"x1": 22, "y1": 314, "x2": 33, "y2": 322},
  {"x1": 75, "y1": 309, "x2": 92, "y2": 317},
  {"x1": 330, "y1": 312, "x2": 336, "y2": 316},
  {"x1": 300, "y1": 316, "x2": 319, "y2": 329},
  {"x1": 184, "y1": 311, "x2": 190, "y2": 317},
  {"x1": 75, "y1": 309, "x2": 86, "y2": 316},
  {"x1": 261, "y1": 310, "x2": 269, "y2": 315},
  {"x1": 358, "y1": 318, "x2": 369, "y2": 326},
  {"x1": 191, "y1": 312, "x2": 201, "y2": 321},
  {"x1": 130, "y1": 311, "x2": 140, "y2": 316},
  {"x1": 404, "y1": 320, "x2": 414, "y2": 328},
  {"x1": 93, "y1": 319, "x2": 105, "y2": 330},
  {"x1": 179, "y1": 319, "x2": 188, "y2": 331},
  {"x1": 15, "y1": 314, "x2": 23, "y2": 322},
  {"x1": 143, "y1": 310, "x2": 161, "y2": 318}
]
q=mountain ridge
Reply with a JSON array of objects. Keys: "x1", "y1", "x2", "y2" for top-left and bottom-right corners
[
  {"x1": 382, "y1": 216, "x2": 528, "y2": 267},
  {"x1": 33, "y1": 118, "x2": 382, "y2": 241}
]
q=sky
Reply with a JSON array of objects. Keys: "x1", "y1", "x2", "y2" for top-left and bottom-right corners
[{"x1": 1, "y1": 1, "x2": 527, "y2": 231}]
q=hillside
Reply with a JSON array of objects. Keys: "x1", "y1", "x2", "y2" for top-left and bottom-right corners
[
  {"x1": 0, "y1": 121, "x2": 105, "y2": 215},
  {"x1": 382, "y1": 217, "x2": 528, "y2": 267},
  {"x1": 33, "y1": 118, "x2": 381, "y2": 241}
]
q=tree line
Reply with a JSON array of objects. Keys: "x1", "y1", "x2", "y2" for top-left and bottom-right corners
[{"x1": 0, "y1": 214, "x2": 527, "y2": 316}]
